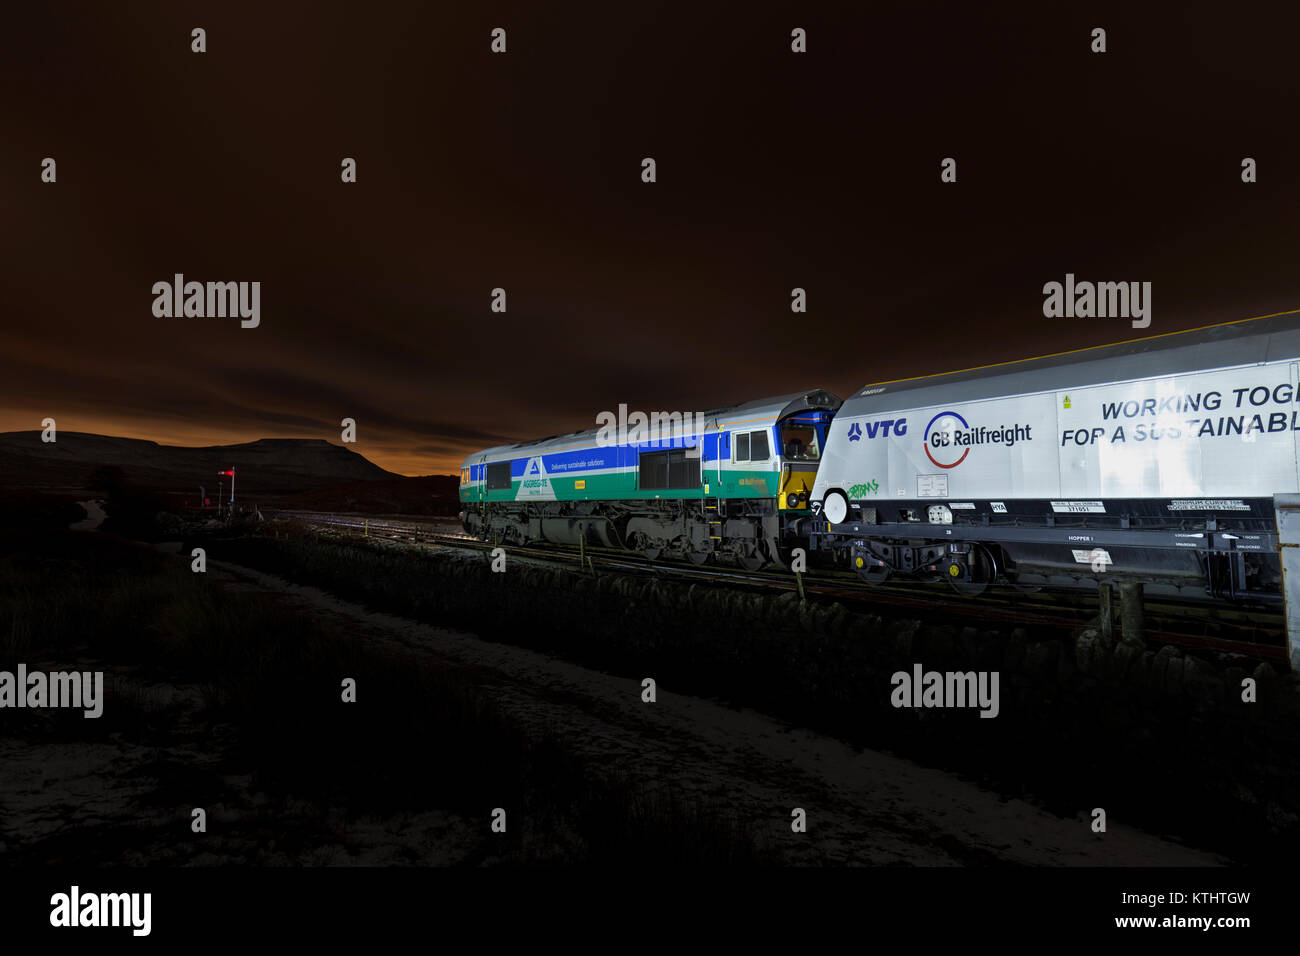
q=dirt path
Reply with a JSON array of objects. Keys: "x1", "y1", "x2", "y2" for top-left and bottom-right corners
[{"x1": 210, "y1": 558, "x2": 1228, "y2": 866}]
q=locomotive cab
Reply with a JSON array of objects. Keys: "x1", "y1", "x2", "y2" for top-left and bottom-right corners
[{"x1": 777, "y1": 412, "x2": 832, "y2": 511}]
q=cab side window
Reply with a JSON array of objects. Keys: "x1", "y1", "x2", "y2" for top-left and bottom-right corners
[
  {"x1": 749, "y1": 430, "x2": 770, "y2": 461},
  {"x1": 735, "y1": 433, "x2": 750, "y2": 462}
]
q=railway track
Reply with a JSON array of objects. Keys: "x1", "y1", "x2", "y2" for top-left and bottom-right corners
[{"x1": 264, "y1": 510, "x2": 1288, "y2": 664}]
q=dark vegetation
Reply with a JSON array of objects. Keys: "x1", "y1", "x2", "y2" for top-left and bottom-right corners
[
  {"x1": 202, "y1": 524, "x2": 1300, "y2": 865},
  {"x1": 274, "y1": 475, "x2": 460, "y2": 516},
  {"x1": 0, "y1": 490, "x2": 85, "y2": 532},
  {"x1": 0, "y1": 524, "x2": 768, "y2": 864},
  {"x1": 84, "y1": 465, "x2": 174, "y2": 541}
]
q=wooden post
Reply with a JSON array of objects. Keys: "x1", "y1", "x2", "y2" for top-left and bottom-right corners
[
  {"x1": 1120, "y1": 581, "x2": 1145, "y2": 644},
  {"x1": 1098, "y1": 583, "x2": 1114, "y2": 641}
]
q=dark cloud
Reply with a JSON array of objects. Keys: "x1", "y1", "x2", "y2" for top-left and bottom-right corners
[{"x1": 3, "y1": 1, "x2": 1300, "y2": 473}]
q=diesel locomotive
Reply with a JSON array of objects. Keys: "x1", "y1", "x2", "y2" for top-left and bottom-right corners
[
  {"x1": 459, "y1": 313, "x2": 1300, "y2": 613},
  {"x1": 459, "y1": 390, "x2": 841, "y2": 569}
]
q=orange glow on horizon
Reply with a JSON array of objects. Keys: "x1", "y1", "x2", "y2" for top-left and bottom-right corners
[{"x1": 0, "y1": 411, "x2": 463, "y2": 477}]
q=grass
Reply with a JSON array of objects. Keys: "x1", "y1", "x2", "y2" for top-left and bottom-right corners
[
  {"x1": 0, "y1": 529, "x2": 773, "y2": 865},
  {"x1": 195, "y1": 525, "x2": 1300, "y2": 865}
]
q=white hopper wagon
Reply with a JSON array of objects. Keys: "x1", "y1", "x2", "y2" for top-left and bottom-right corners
[{"x1": 811, "y1": 312, "x2": 1300, "y2": 668}]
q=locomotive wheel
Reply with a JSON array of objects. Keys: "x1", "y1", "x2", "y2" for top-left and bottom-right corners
[
  {"x1": 685, "y1": 549, "x2": 711, "y2": 566},
  {"x1": 945, "y1": 543, "x2": 996, "y2": 597},
  {"x1": 735, "y1": 539, "x2": 771, "y2": 571},
  {"x1": 630, "y1": 531, "x2": 661, "y2": 561}
]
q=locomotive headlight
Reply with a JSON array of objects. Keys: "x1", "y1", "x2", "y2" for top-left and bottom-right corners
[{"x1": 787, "y1": 493, "x2": 802, "y2": 508}]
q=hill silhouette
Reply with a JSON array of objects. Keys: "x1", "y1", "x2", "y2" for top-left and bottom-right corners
[{"x1": 0, "y1": 431, "x2": 402, "y2": 496}]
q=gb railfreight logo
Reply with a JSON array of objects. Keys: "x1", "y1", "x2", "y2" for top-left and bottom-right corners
[{"x1": 923, "y1": 410, "x2": 1034, "y2": 468}]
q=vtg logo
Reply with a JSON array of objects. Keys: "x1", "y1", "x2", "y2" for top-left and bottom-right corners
[
  {"x1": 924, "y1": 410, "x2": 969, "y2": 469},
  {"x1": 847, "y1": 419, "x2": 906, "y2": 442}
]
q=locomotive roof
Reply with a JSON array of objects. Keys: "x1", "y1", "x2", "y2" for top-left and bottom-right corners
[
  {"x1": 841, "y1": 310, "x2": 1300, "y2": 415},
  {"x1": 464, "y1": 389, "x2": 841, "y2": 462}
]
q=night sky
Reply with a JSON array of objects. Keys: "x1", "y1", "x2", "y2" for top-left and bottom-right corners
[{"x1": 4, "y1": 2, "x2": 1300, "y2": 475}]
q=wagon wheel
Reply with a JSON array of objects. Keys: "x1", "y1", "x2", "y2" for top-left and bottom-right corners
[
  {"x1": 854, "y1": 559, "x2": 891, "y2": 585},
  {"x1": 1002, "y1": 560, "x2": 1041, "y2": 592},
  {"x1": 946, "y1": 543, "x2": 997, "y2": 597}
]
